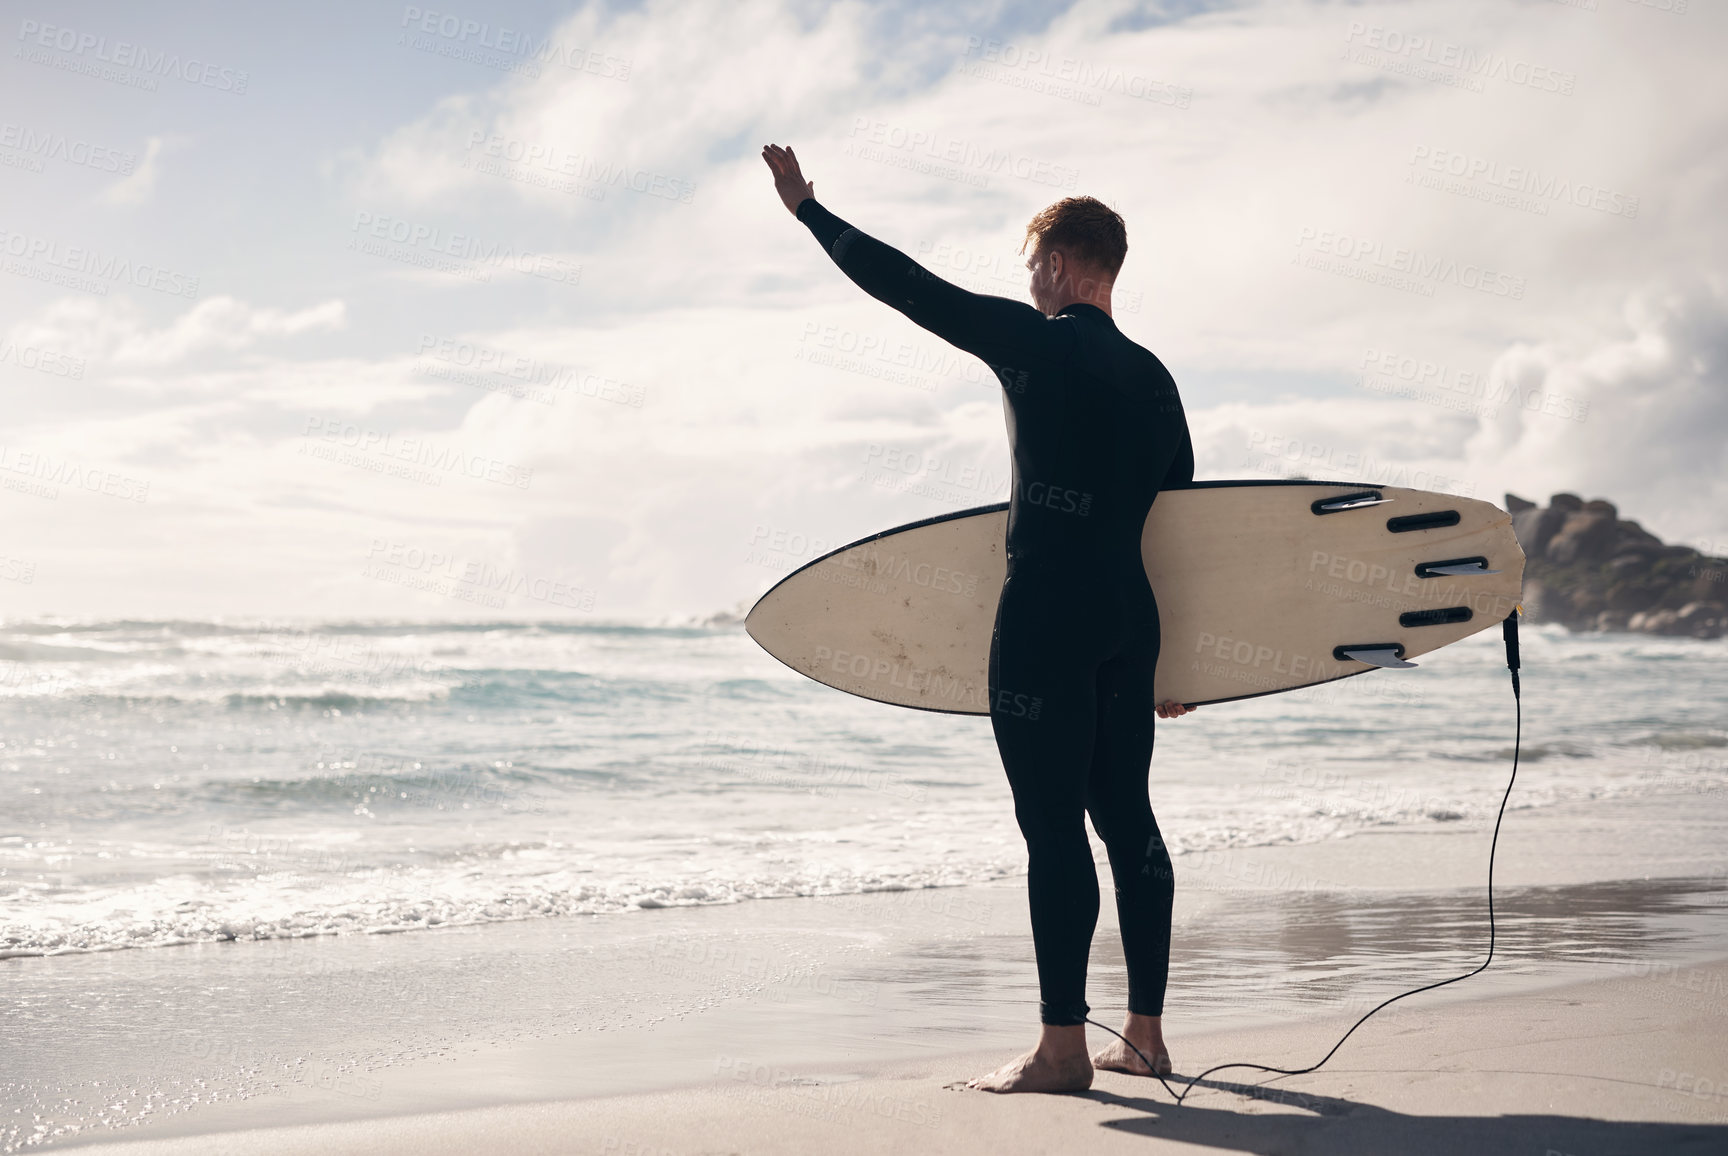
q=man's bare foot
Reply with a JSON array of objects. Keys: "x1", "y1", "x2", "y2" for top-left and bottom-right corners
[
  {"x1": 967, "y1": 1047, "x2": 1094, "y2": 1093},
  {"x1": 1091, "y1": 1013, "x2": 1172, "y2": 1077},
  {"x1": 965, "y1": 1024, "x2": 1094, "y2": 1094}
]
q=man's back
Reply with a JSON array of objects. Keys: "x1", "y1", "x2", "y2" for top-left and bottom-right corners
[
  {"x1": 997, "y1": 302, "x2": 1194, "y2": 570},
  {"x1": 791, "y1": 197, "x2": 1194, "y2": 572}
]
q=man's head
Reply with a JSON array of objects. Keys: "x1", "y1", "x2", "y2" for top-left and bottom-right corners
[{"x1": 1021, "y1": 196, "x2": 1127, "y2": 317}]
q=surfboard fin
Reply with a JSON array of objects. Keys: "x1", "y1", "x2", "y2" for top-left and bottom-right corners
[
  {"x1": 1312, "y1": 491, "x2": 1392, "y2": 514},
  {"x1": 1336, "y1": 646, "x2": 1418, "y2": 669}
]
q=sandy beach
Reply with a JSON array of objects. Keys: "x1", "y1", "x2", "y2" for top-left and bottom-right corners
[
  {"x1": 10, "y1": 786, "x2": 1725, "y2": 1155},
  {"x1": 68, "y1": 954, "x2": 1728, "y2": 1155}
]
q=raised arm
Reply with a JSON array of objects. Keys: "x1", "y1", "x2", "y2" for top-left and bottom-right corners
[{"x1": 763, "y1": 144, "x2": 1068, "y2": 370}]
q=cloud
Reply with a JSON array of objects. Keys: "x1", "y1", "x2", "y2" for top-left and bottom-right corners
[
  {"x1": 7, "y1": 0, "x2": 1728, "y2": 619},
  {"x1": 1465, "y1": 274, "x2": 1728, "y2": 546},
  {"x1": 6, "y1": 296, "x2": 347, "y2": 367},
  {"x1": 99, "y1": 135, "x2": 168, "y2": 206}
]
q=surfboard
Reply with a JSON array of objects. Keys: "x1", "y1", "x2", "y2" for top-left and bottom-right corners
[{"x1": 745, "y1": 480, "x2": 1525, "y2": 714}]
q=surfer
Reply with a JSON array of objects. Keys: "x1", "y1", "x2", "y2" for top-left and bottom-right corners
[{"x1": 764, "y1": 144, "x2": 1197, "y2": 1094}]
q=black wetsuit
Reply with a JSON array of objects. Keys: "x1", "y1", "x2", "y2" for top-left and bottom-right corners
[{"x1": 796, "y1": 197, "x2": 1195, "y2": 1027}]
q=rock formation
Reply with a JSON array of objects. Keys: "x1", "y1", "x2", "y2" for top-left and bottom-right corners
[{"x1": 1507, "y1": 493, "x2": 1726, "y2": 638}]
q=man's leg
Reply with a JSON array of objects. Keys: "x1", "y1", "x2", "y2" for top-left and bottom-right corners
[
  {"x1": 1085, "y1": 620, "x2": 1176, "y2": 1076},
  {"x1": 968, "y1": 575, "x2": 1102, "y2": 1093}
]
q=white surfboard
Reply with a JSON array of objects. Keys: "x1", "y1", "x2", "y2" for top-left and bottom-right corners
[{"x1": 745, "y1": 480, "x2": 1525, "y2": 713}]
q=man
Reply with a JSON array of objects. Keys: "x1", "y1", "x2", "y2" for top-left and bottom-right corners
[{"x1": 762, "y1": 143, "x2": 1196, "y2": 1094}]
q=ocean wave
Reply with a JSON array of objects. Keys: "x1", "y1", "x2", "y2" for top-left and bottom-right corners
[
  {"x1": 1628, "y1": 731, "x2": 1728, "y2": 750},
  {"x1": 0, "y1": 640, "x2": 156, "y2": 663},
  {"x1": 204, "y1": 760, "x2": 539, "y2": 811},
  {"x1": 8, "y1": 753, "x2": 1724, "y2": 962},
  {"x1": 219, "y1": 689, "x2": 450, "y2": 711},
  {"x1": 0, "y1": 617, "x2": 725, "y2": 639},
  {"x1": 1434, "y1": 738, "x2": 1598, "y2": 763},
  {"x1": 0, "y1": 861, "x2": 1021, "y2": 959}
]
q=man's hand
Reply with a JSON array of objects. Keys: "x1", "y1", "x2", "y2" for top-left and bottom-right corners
[
  {"x1": 1156, "y1": 700, "x2": 1196, "y2": 719},
  {"x1": 762, "y1": 143, "x2": 814, "y2": 216}
]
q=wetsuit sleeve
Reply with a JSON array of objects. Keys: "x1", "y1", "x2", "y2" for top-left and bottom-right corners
[
  {"x1": 1164, "y1": 423, "x2": 1196, "y2": 487},
  {"x1": 794, "y1": 197, "x2": 1068, "y2": 369}
]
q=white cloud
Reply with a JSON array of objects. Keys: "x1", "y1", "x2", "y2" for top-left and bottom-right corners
[
  {"x1": 6, "y1": 0, "x2": 1727, "y2": 618},
  {"x1": 7, "y1": 295, "x2": 347, "y2": 367},
  {"x1": 1464, "y1": 275, "x2": 1728, "y2": 545},
  {"x1": 99, "y1": 135, "x2": 168, "y2": 206}
]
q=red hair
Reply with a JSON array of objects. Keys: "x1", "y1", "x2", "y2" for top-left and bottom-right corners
[{"x1": 1021, "y1": 196, "x2": 1127, "y2": 276}]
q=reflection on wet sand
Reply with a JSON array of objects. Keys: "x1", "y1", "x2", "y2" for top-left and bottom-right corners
[{"x1": 889, "y1": 874, "x2": 1728, "y2": 1037}]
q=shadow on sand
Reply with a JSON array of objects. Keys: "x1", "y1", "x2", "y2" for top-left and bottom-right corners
[{"x1": 1088, "y1": 1075, "x2": 1727, "y2": 1154}]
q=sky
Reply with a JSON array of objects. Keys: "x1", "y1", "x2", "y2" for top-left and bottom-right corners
[{"x1": 2, "y1": 0, "x2": 1724, "y2": 622}]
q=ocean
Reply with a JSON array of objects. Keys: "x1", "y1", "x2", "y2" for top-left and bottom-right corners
[{"x1": 3, "y1": 617, "x2": 1724, "y2": 960}]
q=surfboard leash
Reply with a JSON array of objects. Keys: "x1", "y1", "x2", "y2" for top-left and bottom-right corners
[{"x1": 1086, "y1": 605, "x2": 1524, "y2": 1107}]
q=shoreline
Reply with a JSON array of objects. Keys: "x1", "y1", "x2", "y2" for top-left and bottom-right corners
[
  {"x1": 11, "y1": 776, "x2": 1725, "y2": 965},
  {"x1": 65, "y1": 954, "x2": 1728, "y2": 1155},
  {"x1": 9, "y1": 787, "x2": 1724, "y2": 1152}
]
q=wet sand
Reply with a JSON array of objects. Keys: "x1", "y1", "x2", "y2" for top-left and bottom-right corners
[{"x1": 63, "y1": 956, "x2": 1728, "y2": 1155}]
